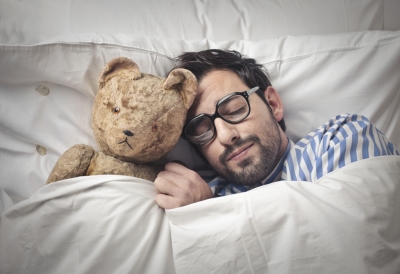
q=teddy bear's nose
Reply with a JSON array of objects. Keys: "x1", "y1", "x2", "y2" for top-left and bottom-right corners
[{"x1": 123, "y1": 130, "x2": 134, "y2": 137}]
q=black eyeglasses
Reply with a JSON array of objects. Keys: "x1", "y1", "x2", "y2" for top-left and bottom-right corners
[{"x1": 183, "y1": 86, "x2": 259, "y2": 145}]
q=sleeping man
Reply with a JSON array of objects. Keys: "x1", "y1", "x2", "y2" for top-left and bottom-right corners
[{"x1": 154, "y1": 49, "x2": 399, "y2": 209}]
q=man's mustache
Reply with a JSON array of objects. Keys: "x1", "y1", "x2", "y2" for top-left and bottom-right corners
[{"x1": 219, "y1": 135, "x2": 261, "y2": 164}]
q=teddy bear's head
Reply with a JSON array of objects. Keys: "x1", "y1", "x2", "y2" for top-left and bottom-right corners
[{"x1": 91, "y1": 57, "x2": 197, "y2": 164}]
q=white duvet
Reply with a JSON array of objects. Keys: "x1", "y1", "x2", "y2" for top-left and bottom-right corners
[{"x1": 1, "y1": 156, "x2": 399, "y2": 274}]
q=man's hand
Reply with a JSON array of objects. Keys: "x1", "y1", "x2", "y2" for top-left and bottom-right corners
[{"x1": 154, "y1": 162, "x2": 213, "y2": 209}]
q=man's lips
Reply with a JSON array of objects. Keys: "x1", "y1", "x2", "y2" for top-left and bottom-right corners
[{"x1": 226, "y1": 143, "x2": 253, "y2": 161}]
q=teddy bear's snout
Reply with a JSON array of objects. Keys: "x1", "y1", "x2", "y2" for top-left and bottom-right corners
[
  {"x1": 123, "y1": 130, "x2": 134, "y2": 137},
  {"x1": 118, "y1": 130, "x2": 134, "y2": 149}
]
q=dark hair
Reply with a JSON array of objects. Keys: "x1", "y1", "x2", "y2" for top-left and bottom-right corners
[{"x1": 171, "y1": 49, "x2": 286, "y2": 131}]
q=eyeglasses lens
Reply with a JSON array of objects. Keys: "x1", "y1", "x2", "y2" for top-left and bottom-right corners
[
  {"x1": 218, "y1": 95, "x2": 249, "y2": 122},
  {"x1": 185, "y1": 95, "x2": 249, "y2": 145},
  {"x1": 185, "y1": 117, "x2": 214, "y2": 145}
]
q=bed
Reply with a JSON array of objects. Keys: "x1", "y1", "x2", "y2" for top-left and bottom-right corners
[{"x1": 1, "y1": 0, "x2": 400, "y2": 273}]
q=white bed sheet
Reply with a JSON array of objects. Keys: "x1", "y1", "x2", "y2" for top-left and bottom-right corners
[{"x1": 1, "y1": 156, "x2": 399, "y2": 274}]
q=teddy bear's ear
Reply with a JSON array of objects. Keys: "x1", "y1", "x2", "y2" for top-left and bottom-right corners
[
  {"x1": 98, "y1": 57, "x2": 141, "y2": 89},
  {"x1": 163, "y1": 68, "x2": 197, "y2": 110}
]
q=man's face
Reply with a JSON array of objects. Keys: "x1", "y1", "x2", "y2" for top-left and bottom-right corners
[{"x1": 187, "y1": 70, "x2": 286, "y2": 186}]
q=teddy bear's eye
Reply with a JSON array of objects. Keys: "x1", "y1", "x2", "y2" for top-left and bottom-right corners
[{"x1": 113, "y1": 107, "x2": 120, "y2": 114}]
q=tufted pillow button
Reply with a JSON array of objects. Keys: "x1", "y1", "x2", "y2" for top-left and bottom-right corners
[
  {"x1": 35, "y1": 84, "x2": 50, "y2": 96},
  {"x1": 36, "y1": 145, "x2": 47, "y2": 155}
]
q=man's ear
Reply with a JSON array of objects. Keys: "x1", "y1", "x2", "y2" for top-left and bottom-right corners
[
  {"x1": 98, "y1": 57, "x2": 141, "y2": 89},
  {"x1": 163, "y1": 68, "x2": 198, "y2": 110},
  {"x1": 264, "y1": 86, "x2": 284, "y2": 122}
]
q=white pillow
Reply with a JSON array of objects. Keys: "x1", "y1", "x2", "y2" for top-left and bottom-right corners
[
  {"x1": 0, "y1": 0, "x2": 386, "y2": 44},
  {"x1": 166, "y1": 156, "x2": 400, "y2": 273},
  {"x1": 0, "y1": 30, "x2": 399, "y2": 206}
]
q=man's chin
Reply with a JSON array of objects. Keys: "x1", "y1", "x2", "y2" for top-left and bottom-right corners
[
  {"x1": 215, "y1": 134, "x2": 280, "y2": 186},
  {"x1": 224, "y1": 155, "x2": 257, "y2": 172},
  {"x1": 238, "y1": 157, "x2": 253, "y2": 169},
  {"x1": 219, "y1": 160, "x2": 267, "y2": 186}
]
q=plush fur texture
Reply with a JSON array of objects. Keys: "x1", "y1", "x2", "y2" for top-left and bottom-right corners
[{"x1": 46, "y1": 57, "x2": 197, "y2": 184}]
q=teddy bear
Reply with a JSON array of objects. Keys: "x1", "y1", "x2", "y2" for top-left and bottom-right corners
[{"x1": 46, "y1": 57, "x2": 197, "y2": 184}]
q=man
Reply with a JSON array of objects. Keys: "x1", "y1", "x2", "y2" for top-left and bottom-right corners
[{"x1": 154, "y1": 49, "x2": 399, "y2": 209}]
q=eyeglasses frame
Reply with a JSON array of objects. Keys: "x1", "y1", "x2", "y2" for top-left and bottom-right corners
[{"x1": 183, "y1": 86, "x2": 260, "y2": 145}]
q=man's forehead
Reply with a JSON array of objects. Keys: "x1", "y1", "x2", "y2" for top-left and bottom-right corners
[
  {"x1": 188, "y1": 91, "x2": 215, "y2": 118},
  {"x1": 199, "y1": 70, "x2": 248, "y2": 98},
  {"x1": 188, "y1": 70, "x2": 249, "y2": 117},
  {"x1": 194, "y1": 87, "x2": 219, "y2": 108}
]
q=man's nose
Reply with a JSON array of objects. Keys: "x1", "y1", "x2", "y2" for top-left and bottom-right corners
[{"x1": 214, "y1": 118, "x2": 239, "y2": 146}]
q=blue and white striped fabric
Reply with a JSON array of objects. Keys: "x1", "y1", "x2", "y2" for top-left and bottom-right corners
[{"x1": 209, "y1": 114, "x2": 399, "y2": 197}]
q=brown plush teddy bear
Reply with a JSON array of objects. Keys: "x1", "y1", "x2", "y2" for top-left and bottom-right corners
[{"x1": 46, "y1": 57, "x2": 197, "y2": 184}]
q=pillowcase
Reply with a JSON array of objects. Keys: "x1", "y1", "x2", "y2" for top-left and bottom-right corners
[{"x1": 0, "y1": 0, "x2": 385, "y2": 44}]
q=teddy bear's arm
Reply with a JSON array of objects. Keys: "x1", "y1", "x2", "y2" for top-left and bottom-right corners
[
  {"x1": 86, "y1": 151, "x2": 163, "y2": 182},
  {"x1": 46, "y1": 144, "x2": 95, "y2": 184}
]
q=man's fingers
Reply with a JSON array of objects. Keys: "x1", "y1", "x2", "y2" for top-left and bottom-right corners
[
  {"x1": 157, "y1": 171, "x2": 194, "y2": 190},
  {"x1": 154, "y1": 176, "x2": 179, "y2": 196},
  {"x1": 156, "y1": 194, "x2": 181, "y2": 210},
  {"x1": 154, "y1": 177, "x2": 181, "y2": 209},
  {"x1": 154, "y1": 162, "x2": 214, "y2": 209}
]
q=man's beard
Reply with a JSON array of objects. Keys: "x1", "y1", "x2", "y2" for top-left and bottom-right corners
[{"x1": 216, "y1": 128, "x2": 281, "y2": 187}]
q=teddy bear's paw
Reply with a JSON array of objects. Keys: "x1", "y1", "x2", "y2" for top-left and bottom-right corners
[{"x1": 46, "y1": 144, "x2": 95, "y2": 184}]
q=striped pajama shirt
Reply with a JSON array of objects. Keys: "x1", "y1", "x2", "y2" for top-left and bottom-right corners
[{"x1": 208, "y1": 114, "x2": 399, "y2": 197}]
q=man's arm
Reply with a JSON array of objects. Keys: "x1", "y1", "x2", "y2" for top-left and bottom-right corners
[{"x1": 154, "y1": 162, "x2": 214, "y2": 209}]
